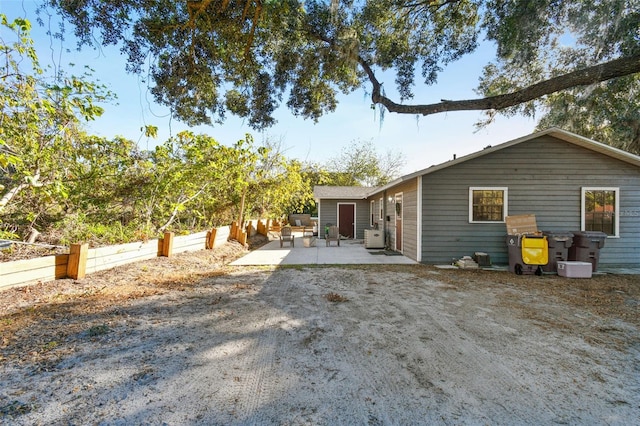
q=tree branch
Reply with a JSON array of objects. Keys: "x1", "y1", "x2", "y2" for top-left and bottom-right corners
[
  {"x1": 158, "y1": 184, "x2": 208, "y2": 233},
  {"x1": 361, "y1": 54, "x2": 640, "y2": 116}
]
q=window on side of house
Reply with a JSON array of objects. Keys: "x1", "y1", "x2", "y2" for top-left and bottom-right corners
[
  {"x1": 582, "y1": 187, "x2": 619, "y2": 237},
  {"x1": 469, "y1": 187, "x2": 508, "y2": 223},
  {"x1": 379, "y1": 197, "x2": 384, "y2": 221}
]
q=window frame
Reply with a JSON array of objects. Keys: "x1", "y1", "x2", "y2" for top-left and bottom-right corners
[
  {"x1": 379, "y1": 197, "x2": 384, "y2": 221},
  {"x1": 581, "y1": 187, "x2": 619, "y2": 237},
  {"x1": 468, "y1": 187, "x2": 508, "y2": 223}
]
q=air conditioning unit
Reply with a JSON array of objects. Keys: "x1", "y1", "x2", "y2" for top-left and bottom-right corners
[{"x1": 364, "y1": 229, "x2": 385, "y2": 248}]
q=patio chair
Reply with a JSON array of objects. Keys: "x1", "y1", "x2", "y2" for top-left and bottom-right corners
[
  {"x1": 325, "y1": 226, "x2": 340, "y2": 247},
  {"x1": 280, "y1": 226, "x2": 294, "y2": 247}
]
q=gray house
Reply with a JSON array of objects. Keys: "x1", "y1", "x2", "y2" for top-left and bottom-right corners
[{"x1": 314, "y1": 128, "x2": 640, "y2": 267}]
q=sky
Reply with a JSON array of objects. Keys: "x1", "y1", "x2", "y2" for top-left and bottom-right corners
[{"x1": 3, "y1": 1, "x2": 537, "y2": 175}]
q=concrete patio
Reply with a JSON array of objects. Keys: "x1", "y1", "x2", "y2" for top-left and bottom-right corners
[
  {"x1": 230, "y1": 232, "x2": 640, "y2": 273},
  {"x1": 230, "y1": 234, "x2": 416, "y2": 266}
]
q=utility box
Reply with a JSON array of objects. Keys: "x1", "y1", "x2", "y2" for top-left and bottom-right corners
[
  {"x1": 364, "y1": 229, "x2": 385, "y2": 249},
  {"x1": 557, "y1": 261, "x2": 592, "y2": 278}
]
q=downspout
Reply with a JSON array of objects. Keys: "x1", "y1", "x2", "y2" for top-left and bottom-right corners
[
  {"x1": 416, "y1": 176, "x2": 422, "y2": 262},
  {"x1": 316, "y1": 198, "x2": 322, "y2": 239},
  {"x1": 383, "y1": 190, "x2": 389, "y2": 249}
]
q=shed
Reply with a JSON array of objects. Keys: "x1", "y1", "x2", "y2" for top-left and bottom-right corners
[{"x1": 313, "y1": 186, "x2": 376, "y2": 239}]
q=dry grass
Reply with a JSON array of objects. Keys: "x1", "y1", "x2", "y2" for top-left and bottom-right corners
[
  {"x1": 0, "y1": 240, "x2": 251, "y2": 364},
  {"x1": 325, "y1": 292, "x2": 349, "y2": 302}
]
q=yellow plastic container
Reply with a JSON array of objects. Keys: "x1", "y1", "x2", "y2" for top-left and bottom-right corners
[{"x1": 521, "y1": 235, "x2": 548, "y2": 265}]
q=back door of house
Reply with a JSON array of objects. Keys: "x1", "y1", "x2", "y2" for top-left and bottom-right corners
[{"x1": 338, "y1": 203, "x2": 355, "y2": 238}]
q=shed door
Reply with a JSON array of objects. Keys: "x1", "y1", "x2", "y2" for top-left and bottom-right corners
[{"x1": 338, "y1": 203, "x2": 355, "y2": 238}]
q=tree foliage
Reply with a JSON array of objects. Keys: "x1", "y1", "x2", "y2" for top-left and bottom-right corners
[
  {"x1": 534, "y1": 76, "x2": 640, "y2": 155},
  {"x1": 0, "y1": 15, "x2": 313, "y2": 244},
  {"x1": 42, "y1": 0, "x2": 640, "y2": 130},
  {"x1": 0, "y1": 14, "x2": 110, "y2": 233},
  {"x1": 326, "y1": 139, "x2": 404, "y2": 187},
  {"x1": 474, "y1": 1, "x2": 640, "y2": 152}
]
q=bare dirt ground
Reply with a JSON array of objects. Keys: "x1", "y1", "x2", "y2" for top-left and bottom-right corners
[{"x1": 1, "y1": 240, "x2": 639, "y2": 425}]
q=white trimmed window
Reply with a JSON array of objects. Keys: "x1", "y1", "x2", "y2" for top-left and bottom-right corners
[
  {"x1": 469, "y1": 187, "x2": 508, "y2": 223},
  {"x1": 379, "y1": 197, "x2": 384, "y2": 221},
  {"x1": 582, "y1": 187, "x2": 619, "y2": 237}
]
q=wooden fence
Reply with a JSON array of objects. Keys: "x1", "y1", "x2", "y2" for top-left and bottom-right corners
[{"x1": 0, "y1": 220, "x2": 273, "y2": 291}]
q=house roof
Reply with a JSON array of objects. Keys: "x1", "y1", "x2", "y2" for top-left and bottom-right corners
[
  {"x1": 314, "y1": 185, "x2": 374, "y2": 200},
  {"x1": 370, "y1": 127, "x2": 640, "y2": 196}
]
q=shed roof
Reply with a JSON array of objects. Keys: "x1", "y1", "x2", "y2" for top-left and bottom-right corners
[
  {"x1": 371, "y1": 127, "x2": 640, "y2": 196},
  {"x1": 314, "y1": 185, "x2": 374, "y2": 200}
]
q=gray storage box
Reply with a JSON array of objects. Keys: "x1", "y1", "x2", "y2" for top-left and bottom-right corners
[{"x1": 557, "y1": 261, "x2": 592, "y2": 278}]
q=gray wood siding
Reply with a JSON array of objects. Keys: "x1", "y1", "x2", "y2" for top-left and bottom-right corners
[
  {"x1": 367, "y1": 190, "x2": 394, "y2": 245},
  {"x1": 318, "y1": 199, "x2": 371, "y2": 239},
  {"x1": 368, "y1": 178, "x2": 419, "y2": 260},
  {"x1": 421, "y1": 136, "x2": 640, "y2": 266}
]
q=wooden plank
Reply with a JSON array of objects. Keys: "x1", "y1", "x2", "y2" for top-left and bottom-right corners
[
  {"x1": 1, "y1": 254, "x2": 69, "y2": 290},
  {"x1": 172, "y1": 232, "x2": 207, "y2": 254},
  {"x1": 1, "y1": 253, "x2": 69, "y2": 274},
  {"x1": 173, "y1": 231, "x2": 208, "y2": 247},
  {"x1": 214, "y1": 226, "x2": 230, "y2": 246},
  {"x1": 91, "y1": 239, "x2": 160, "y2": 258},
  {"x1": 67, "y1": 243, "x2": 89, "y2": 279},
  {"x1": 85, "y1": 245, "x2": 158, "y2": 274}
]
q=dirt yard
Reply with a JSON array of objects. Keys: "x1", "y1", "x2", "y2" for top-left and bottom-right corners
[{"x1": 1, "y1": 242, "x2": 639, "y2": 425}]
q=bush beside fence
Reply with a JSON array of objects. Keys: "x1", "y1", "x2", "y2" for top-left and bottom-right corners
[{"x1": 1, "y1": 223, "x2": 242, "y2": 291}]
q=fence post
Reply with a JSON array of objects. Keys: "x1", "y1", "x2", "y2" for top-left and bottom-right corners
[
  {"x1": 230, "y1": 221, "x2": 238, "y2": 241},
  {"x1": 207, "y1": 228, "x2": 217, "y2": 249},
  {"x1": 162, "y1": 231, "x2": 174, "y2": 257},
  {"x1": 238, "y1": 229, "x2": 247, "y2": 246},
  {"x1": 67, "y1": 243, "x2": 89, "y2": 280}
]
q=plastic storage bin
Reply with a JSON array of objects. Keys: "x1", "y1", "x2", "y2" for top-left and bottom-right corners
[
  {"x1": 557, "y1": 261, "x2": 592, "y2": 278},
  {"x1": 541, "y1": 231, "x2": 574, "y2": 273},
  {"x1": 506, "y1": 234, "x2": 548, "y2": 275},
  {"x1": 568, "y1": 231, "x2": 607, "y2": 272}
]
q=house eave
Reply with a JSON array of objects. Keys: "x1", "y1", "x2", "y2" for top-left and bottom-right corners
[{"x1": 368, "y1": 127, "x2": 640, "y2": 197}]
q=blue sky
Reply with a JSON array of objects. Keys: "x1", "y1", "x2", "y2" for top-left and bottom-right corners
[{"x1": 3, "y1": 1, "x2": 537, "y2": 175}]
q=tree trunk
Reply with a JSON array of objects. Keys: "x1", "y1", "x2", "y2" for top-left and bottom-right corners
[
  {"x1": 26, "y1": 228, "x2": 40, "y2": 243},
  {"x1": 361, "y1": 54, "x2": 640, "y2": 116},
  {"x1": 0, "y1": 182, "x2": 30, "y2": 212},
  {"x1": 0, "y1": 170, "x2": 42, "y2": 213},
  {"x1": 237, "y1": 186, "x2": 247, "y2": 229},
  {"x1": 158, "y1": 186, "x2": 208, "y2": 233}
]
